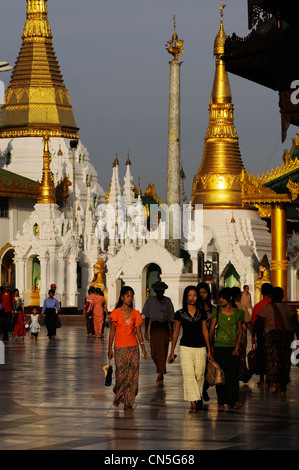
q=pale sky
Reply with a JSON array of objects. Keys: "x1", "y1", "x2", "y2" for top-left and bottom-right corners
[{"x1": 0, "y1": 0, "x2": 296, "y2": 200}]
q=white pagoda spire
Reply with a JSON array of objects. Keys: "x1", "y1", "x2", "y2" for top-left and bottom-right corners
[{"x1": 123, "y1": 152, "x2": 136, "y2": 208}]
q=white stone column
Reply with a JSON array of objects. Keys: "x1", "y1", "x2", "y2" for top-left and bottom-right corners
[
  {"x1": 57, "y1": 256, "x2": 66, "y2": 307},
  {"x1": 39, "y1": 255, "x2": 49, "y2": 306},
  {"x1": 49, "y1": 248, "x2": 57, "y2": 285},
  {"x1": 68, "y1": 256, "x2": 79, "y2": 307},
  {"x1": 165, "y1": 59, "x2": 182, "y2": 258},
  {"x1": 15, "y1": 258, "x2": 26, "y2": 299}
]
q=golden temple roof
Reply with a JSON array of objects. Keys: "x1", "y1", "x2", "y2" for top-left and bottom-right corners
[
  {"x1": 0, "y1": 0, "x2": 79, "y2": 140},
  {"x1": 191, "y1": 2, "x2": 246, "y2": 209}
]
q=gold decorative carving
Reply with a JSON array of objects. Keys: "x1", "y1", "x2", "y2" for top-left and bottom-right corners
[
  {"x1": 0, "y1": 129, "x2": 79, "y2": 139},
  {"x1": 22, "y1": 0, "x2": 52, "y2": 42},
  {"x1": 271, "y1": 259, "x2": 288, "y2": 271},
  {"x1": 90, "y1": 258, "x2": 108, "y2": 305},
  {"x1": 200, "y1": 173, "x2": 237, "y2": 190},
  {"x1": 286, "y1": 179, "x2": 299, "y2": 201},
  {"x1": 0, "y1": 177, "x2": 39, "y2": 200},
  {"x1": 30, "y1": 288, "x2": 40, "y2": 306},
  {"x1": 55, "y1": 175, "x2": 71, "y2": 206},
  {"x1": 144, "y1": 183, "x2": 164, "y2": 205},
  {"x1": 254, "y1": 254, "x2": 271, "y2": 304},
  {"x1": 240, "y1": 169, "x2": 291, "y2": 206},
  {"x1": 254, "y1": 204, "x2": 271, "y2": 218}
]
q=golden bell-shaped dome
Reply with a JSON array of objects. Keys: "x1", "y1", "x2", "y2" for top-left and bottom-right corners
[
  {"x1": 191, "y1": 3, "x2": 245, "y2": 209},
  {"x1": 213, "y1": 13, "x2": 227, "y2": 57}
]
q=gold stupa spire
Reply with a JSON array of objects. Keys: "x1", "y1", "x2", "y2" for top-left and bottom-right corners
[
  {"x1": 191, "y1": 1, "x2": 245, "y2": 209},
  {"x1": 0, "y1": 0, "x2": 79, "y2": 140},
  {"x1": 37, "y1": 133, "x2": 56, "y2": 203}
]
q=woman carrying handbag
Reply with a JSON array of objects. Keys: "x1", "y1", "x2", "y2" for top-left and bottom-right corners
[{"x1": 209, "y1": 287, "x2": 244, "y2": 411}]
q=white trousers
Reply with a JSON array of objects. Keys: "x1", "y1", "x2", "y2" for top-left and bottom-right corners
[{"x1": 180, "y1": 345, "x2": 207, "y2": 402}]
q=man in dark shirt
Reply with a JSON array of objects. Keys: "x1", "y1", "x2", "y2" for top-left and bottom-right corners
[{"x1": 143, "y1": 281, "x2": 174, "y2": 384}]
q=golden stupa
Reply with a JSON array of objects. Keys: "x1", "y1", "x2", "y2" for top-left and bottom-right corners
[
  {"x1": 0, "y1": 0, "x2": 79, "y2": 140},
  {"x1": 37, "y1": 133, "x2": 56, "y2": 204},
  {"x1": 191, "y1": 2, "x2": 245, "y2": 209}
]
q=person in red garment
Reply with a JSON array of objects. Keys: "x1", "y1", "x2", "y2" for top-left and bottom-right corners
[
  {"x1": 0, "y1": 283, "x2": 15, "y2": 342},
  {"x1": 257, "y1": 287, "x2": 298, "y2": 395},
  {"x1": 92, "y1": 288, "x2": 107, "y2": 339},
  {"x1": 13, "y1": 305, "x2": 27, "y2": 342},
  {"x1": 83, "y1": 286, "x2": 96, "y2": 336},
  {"x1": 251, "y1": 283, "x2": 273, "y2": 387}
]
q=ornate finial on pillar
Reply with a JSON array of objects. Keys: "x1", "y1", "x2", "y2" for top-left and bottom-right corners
[
  {"x1": 166, "y1": 15, "x2": 184, "y2": 61},
  {"x1": 173, "y1": 14, "x2": 177, "y2": 37}
]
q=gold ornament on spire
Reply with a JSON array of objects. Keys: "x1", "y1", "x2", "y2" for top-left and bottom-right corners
[
  {"x1": 214, "y1": 0, "x2": 227, "y2": 57},
  {"x1": 191, "y1": 2, "x2": 245, "y2": 209},
  {"x1": 0, "y1": 0, "x2": 79, "y2": 140},
  {"x1": 22, "y1": 0, "x2": 52, "y2": 43},
  {"x1": 166, "y1": 15, "x2": 184, "y2": 61},
  {"x1": 37, "y1": 134, "x2": 56, "y2": 204}
]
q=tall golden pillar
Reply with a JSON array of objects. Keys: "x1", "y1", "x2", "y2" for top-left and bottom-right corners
[
  {"x1": 271, "y1": 202, "x2": 288, "y2": 295},
  {"x1": 240, "y1": 167, "x2": 294, "y2": 300}
]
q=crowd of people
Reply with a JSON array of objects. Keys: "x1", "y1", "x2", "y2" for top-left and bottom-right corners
[
  {"x1": 107, "y1": 280, "x2": 299, "y2": 413},
  {"x1": 0, "y1": 283, "x2": 61, "y2": 343},
  {"x1": 1, "y1": 278, "x2": 298, "y2": 413}
]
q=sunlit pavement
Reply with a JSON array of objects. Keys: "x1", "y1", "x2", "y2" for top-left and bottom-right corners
[{"x1": 0, "y1": 324, "x2": 299, "y2": 451}]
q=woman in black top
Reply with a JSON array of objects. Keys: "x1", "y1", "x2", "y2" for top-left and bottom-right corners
[
  {"x1": 168, "y1": 286, "x2": 213, "y2": 413},
  {"x1": 197, "y1": 282, "x2": 214, "y2": 402}
]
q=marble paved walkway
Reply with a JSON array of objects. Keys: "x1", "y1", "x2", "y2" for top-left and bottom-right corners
[{"x1": 0, "y1": 324, "x2": 299, "y2": 452}]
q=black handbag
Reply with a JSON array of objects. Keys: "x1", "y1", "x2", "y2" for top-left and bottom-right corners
[
  {"x1": 103, "y1": 361, "x2": 113, "y2": 386},
  {"x1": 105, "y1": 365, "x2": 113, "y2": 386},
  {"x1": 56, "y1": 315, "x2": 62, "y2": 328},
  {"x1": 88, "y1": 307, "x2": 94, "y2": 319},
  {"x1": 247, "y1": 345, "x2": 257, "y2": 374}
]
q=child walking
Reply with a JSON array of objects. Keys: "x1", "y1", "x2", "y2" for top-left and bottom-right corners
[
  {"x1": 29, "y1": 307, "x2": 41, "y2": 341},
  {"x1": 14, "y1": 305, "x2": 27, "y2": 342}
]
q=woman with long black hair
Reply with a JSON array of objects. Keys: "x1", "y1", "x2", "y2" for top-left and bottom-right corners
[
  {"x1": 168, "y1": 285, "x2": 213, "y2": 413},
  {"x1": 108, "y1": 286, "x2": 147, "y2": 411},
  {"x1": 209, "y1": 287, "x2": 244, "y2": 410},
  {"x1": 197, "y1": 282, "x2": 214, "y2": 402}
]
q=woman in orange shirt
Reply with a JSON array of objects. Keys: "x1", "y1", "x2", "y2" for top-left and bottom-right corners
[{"x1": 108, "y1": 286, "x2": 147, "y2": 411}]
